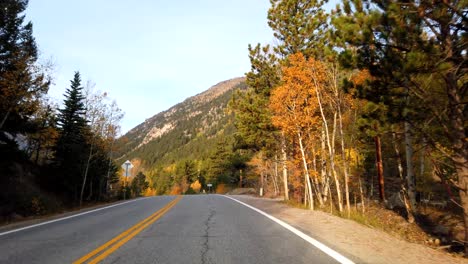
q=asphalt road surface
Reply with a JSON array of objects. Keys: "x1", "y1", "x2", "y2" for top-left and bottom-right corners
[{"x1": 0, "y1": 195, "x2": 352, "y2": 264}]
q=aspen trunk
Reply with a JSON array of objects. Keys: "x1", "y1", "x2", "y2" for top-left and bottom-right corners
[
  {"x1": 260, "y1": 171, "x2": 264, "y2": 197},
  {"x1": 329, "y1": 116, "x2": 343, "y2": 212},
  {"x1": 321, "y1": 127, "x2": 328, "y2": 202},
  {"x1": 328, "y1": 182, "x2": 333, "y2": 214},
  {"x1": 359, "y1": 177, "x2": 365, "y2": 213},
  {"x1": 304, "y1": 176, "x2": 309, "y2": 207},
  {"x1": 80, "y1": 143, "x2": 94, "y2": 207},
  {"x1": 311, "y1": 144, "x2": 324, "y2": 206},
  {"x1": 392, "y1": 131, "x2": 415, "y2": 223},
  {"x1": 392, "y1": 132, "x2": 405, "y2": 181},
  {"x1": 273, "y1": 156, "x2": 279, "y2": 196},
  {"x1": 338, "y1": 104, "x2": 351, "y2": 217},
  {"x1": 298, "y1": 132, "x2": 313, "y2": 209},
  {"x1": 281, "y1": 132, "x2": 289, "y2": 200},
  {"x1": 404, "y1": 121, "x2": 417, "y2": 209},
  {"x1": 374, "y1": 135, "x2": 385, "y2": 201},
  {"x1": 420, "y1": 137, "x2": 426, "y2": 178},
  {"x1": 308, "y1": 176, "x2": 314, "y2": 210},
  {"x1": 313, "y1": 80, "x2": 343, "y2": 212}
]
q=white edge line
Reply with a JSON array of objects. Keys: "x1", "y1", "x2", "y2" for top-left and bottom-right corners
[
  {"x1": 223, "y1": 195, "x2": 355, "y2": 264},
  {"x1": 0, "y1": 197, "x2": 150, "y2": 236}
]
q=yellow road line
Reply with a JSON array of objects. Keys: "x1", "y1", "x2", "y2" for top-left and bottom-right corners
[
  {"x1": 73, "y1": 198, "x2": 178, "y2": 263},
  {"x1": 73, "y1": 196, "x2": 182, "y2": 264}
]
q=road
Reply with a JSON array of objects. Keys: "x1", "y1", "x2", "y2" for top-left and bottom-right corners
[{"x1": 0, "y1": 195, "x2": 352, "y2": 264}]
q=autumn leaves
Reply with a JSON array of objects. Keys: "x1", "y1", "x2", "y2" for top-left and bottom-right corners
[
  {"x1": 266, "y1": 52, "x2": 356, "y2": 213},
  {"x1": 270, "y1": 53, "x2": 324, "y2": 136}
]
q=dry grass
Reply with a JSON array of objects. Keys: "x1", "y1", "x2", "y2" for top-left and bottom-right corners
[{"x1": 284, "y1": 199, "x2": 433, "y2": 245}]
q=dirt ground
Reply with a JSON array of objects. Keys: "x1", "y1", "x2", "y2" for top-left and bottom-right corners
[{"x1": 231, "y1": 195, "x2": 468, "y2": 264}]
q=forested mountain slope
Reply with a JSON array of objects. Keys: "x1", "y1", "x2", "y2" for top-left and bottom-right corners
[{"x1": 115, "y1": 77, "x2": 246, "y2": 169}]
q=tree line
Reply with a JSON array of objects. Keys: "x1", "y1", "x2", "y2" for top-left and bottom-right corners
[
  {"x1": 230, "y1": 0, "x2": 467, "y2": 254},
  {"x1": 146, "y1": 138, "x2": 250, "y2": 195},
  {"x1": 0, "y1": 0, "x2": 127, "y2": 218}
]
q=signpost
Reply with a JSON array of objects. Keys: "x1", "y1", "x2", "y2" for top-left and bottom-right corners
[
  {"x1": 121, "y1": 160, "x2": 134, "y2": 200},
  {"x1": 207, "y1": 183, "x2": 213, "y2": 193}
]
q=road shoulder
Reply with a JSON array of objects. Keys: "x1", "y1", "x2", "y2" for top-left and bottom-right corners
[
  {"x1": 229, "y1": 195, "x2": 467, "y2": 264},
  {"x1": 0, "y1": 197, "x2": 148, "y2": 235}
]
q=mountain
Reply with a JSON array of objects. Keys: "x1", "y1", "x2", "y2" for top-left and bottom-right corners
[{"x1": 115, "y1": 77, "x2": 246, "y2": 170}]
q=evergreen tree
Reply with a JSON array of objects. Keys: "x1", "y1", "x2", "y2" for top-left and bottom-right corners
[
  {"x1": 206, "y1": 141, "x2": 231, "y2": 184},
  {"x1": 335, "y1": 0, "x2": 468, "y2": 253},
  {"x1": 268, "y1": 0, "x2": 329, "y2": 59},
  {"x1": 175, "y1": 160, "x2": 197, "y2": 184},
  {"x1": 230, "y1": 44, "x2": 279, "y2": 152},
  {"x1": 131, "y1": 172, "x2": 149, "y2": 197},
  {"x1": 0, "y1": 0, "x2": 50, "y2": 134},
  {"x1": 53, "y1": 72, "x2": 89, "y2": 203}
]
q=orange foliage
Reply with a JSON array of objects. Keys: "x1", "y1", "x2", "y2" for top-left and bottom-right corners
[
  {"x1": 269, "y1": 53, "x2": 325, "y2": 136},
  {"x1": 169, "y1": 185, "x2": 182, "y2": 195},
  {"x1": 143, "y1": 187, "x2": 156, "y2": 197},
  {"x1": 216, "y1": 184, "x2": 228, "y2": 194},
  {"x1": 350, "y1": 69, "x2": 371, "y2": 86},
  {"x1": 190, "y1": 180, "x2": 202, "y2": 193}
]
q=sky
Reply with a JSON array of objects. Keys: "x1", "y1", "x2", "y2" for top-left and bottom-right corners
[{"x1": 26, "y1": 0, "x2": 275, "y2": 134}]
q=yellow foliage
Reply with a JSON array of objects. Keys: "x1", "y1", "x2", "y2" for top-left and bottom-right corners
[
  {"x1": 164, "y1": 164, "x2": 176, "y2": 173},
  {"x1": 347, "y1": 148, "x2": 362, "y2": 167},
  {"x1": 190, "y1": 180, "x2": 202, "y2": 193},
  {"x1": 143, "y1": 187, "x2": 156, "y2": 197}
]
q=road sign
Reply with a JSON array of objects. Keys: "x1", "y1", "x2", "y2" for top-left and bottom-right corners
[
  {"x1": 121, "y1": 160, "x2": 134, "y2": 177},
  {"x1": 121, "y1": 160, "x2": 134, "y2": 170},
  {"x1": 207, "y1": 183, "x2": 212, "y2": 187}
]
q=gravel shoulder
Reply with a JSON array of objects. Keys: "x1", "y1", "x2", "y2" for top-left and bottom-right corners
[{"x1": 230, "y1": 195, "x2": 467, "y2": 264}]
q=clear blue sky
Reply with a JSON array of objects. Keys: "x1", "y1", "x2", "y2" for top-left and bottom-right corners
[{"x1": 26, "y1": 0, "x2": 274, "y2": 134}]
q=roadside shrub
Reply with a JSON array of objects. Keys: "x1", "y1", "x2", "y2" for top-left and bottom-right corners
[{"x1": 184, "y1": 187, "x2": 197, "y2": 195}]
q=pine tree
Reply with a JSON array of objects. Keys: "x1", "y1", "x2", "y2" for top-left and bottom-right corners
[
  {"x1": 131, "y1": 172, "x2": 149, "y2": 197},
  {"x1": 230, "y1": 44, "x2": 279, "y2": 152},
  {"x1": 54, "y1": 72, "x2": 89, "y2": 203},
  {"x1": 335, "y1": 0, "x2": 468, "y2": 253},
  {"x1": 175, "y1": 160, "x2": 197, "y2": 184},
  {"x1": 268, "y1": 0, "x2": 329, "y2": 59},
  {"x1": 0, "y1": 0, "x2": 50, "y2": 133},
  {"x1": 206, "y1": 140, "x2": 231, "y2": 184}
]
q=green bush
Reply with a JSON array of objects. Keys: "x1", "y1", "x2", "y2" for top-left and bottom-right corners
[{"x1": 184, "y1": 187, "x2": 197, "y2": 195}]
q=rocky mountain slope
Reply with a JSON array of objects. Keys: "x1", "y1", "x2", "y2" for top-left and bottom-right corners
[{"x1": 115, "y1": 77, "x2": 246, "y2": 169}]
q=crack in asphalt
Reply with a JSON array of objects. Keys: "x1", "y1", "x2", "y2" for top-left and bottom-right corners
[{"x1": 201, "y1": 205, "x2": 215, "y2": 264}]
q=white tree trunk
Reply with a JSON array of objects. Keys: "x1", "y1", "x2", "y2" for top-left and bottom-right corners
[
  {"x1": 298, "y1": 132, "x2": 314, "y2": 209},
  {"x1": 311, "y1": 143, "x2": 324, "y2": 206},
  {"x1": 404, "y1": 121, "x2": 417, "y2": 210},
  {"x1": 320, "y1": 127, "x2": 329, "y2": 202},
  {"x1": 313, "y1": 80, "x2": 343, "y2": 212},
  {"x1": 338, "y1": 104, "x2": 351, "y2": 217},
  {"x1": 281, "y1": 132, "x2": 289, "y2": 201},
  {"x1": 393, "y1": 130, "x2": 415, "y2": 223},
  {"x1": 80, "y1": 142, "x2": 94, "y2": 207},
  {"x1": 273, "y1": 155, "x2": 279, "y2": 196}
]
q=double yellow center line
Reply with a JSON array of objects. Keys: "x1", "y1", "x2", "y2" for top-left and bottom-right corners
[{"x1": 73, "y1": 196, "x2": 183, "y2": 264}]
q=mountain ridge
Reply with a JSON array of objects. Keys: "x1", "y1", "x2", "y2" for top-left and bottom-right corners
[{"x1": 115, "y1": 77, "x2": 246, "y2": 167}]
